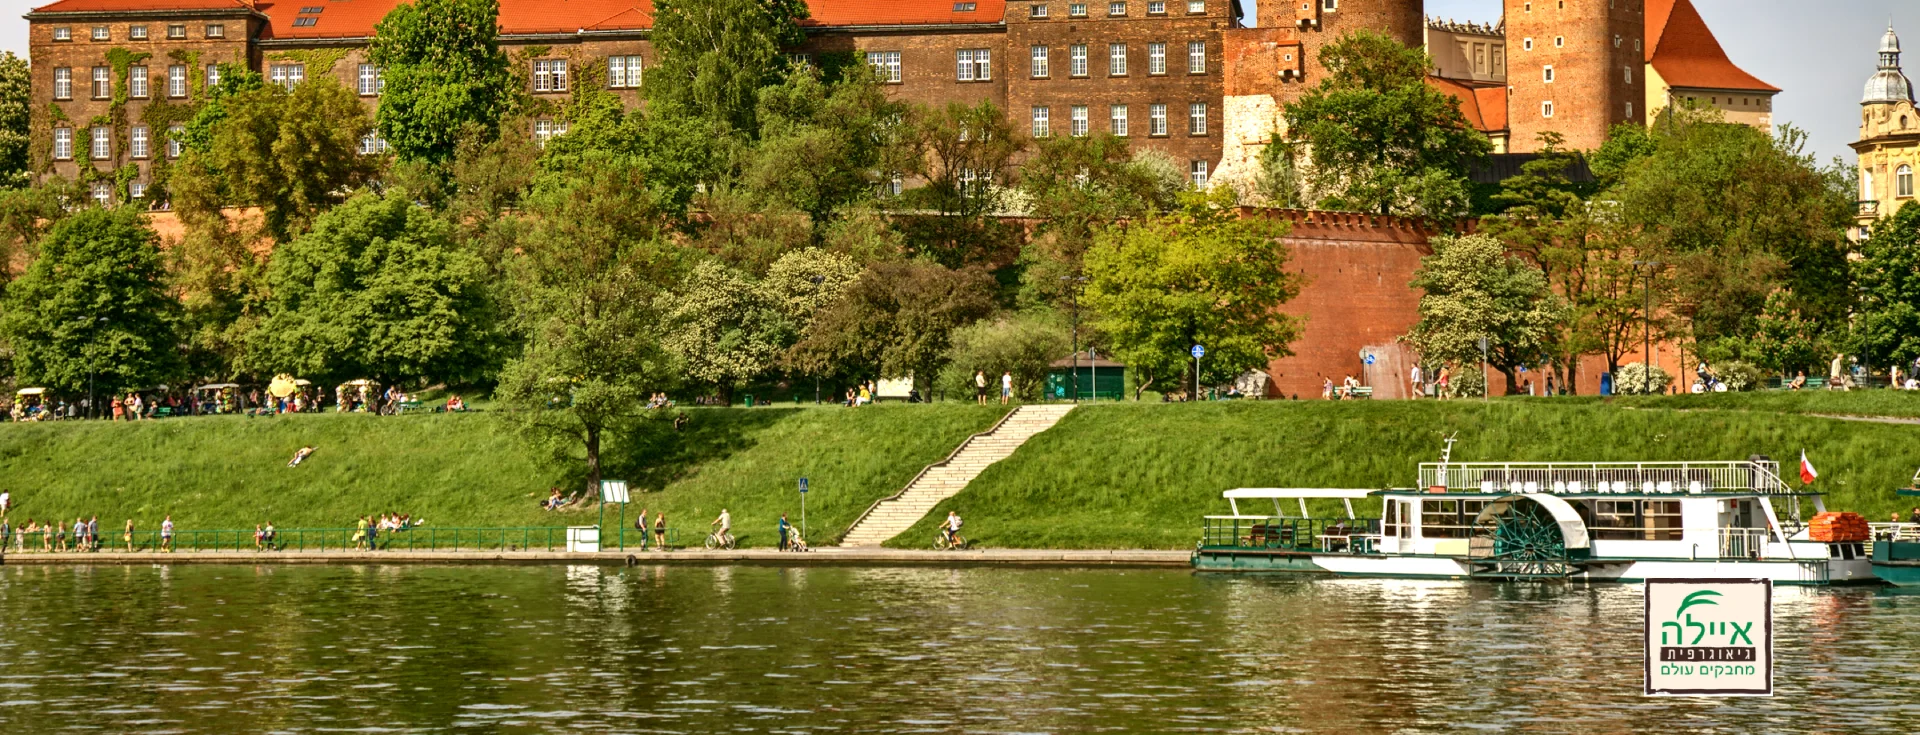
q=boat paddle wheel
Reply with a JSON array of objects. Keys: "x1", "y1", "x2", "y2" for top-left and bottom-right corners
[{"x1": 1470, "y1": 497, "x2": 1581, "y2": 579}]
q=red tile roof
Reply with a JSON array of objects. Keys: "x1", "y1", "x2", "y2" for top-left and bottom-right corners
[
  {"x1": 1428, "y1": 75, "x2": 1507, "y2": 133},
  {"x1": 34, "y1": 0, "x2": 1006, "y2": 35},
  {"x1": 1644, "y1": 0, "x2": 1777, "y2": 93},
  {"x1": 30, "y1": 0, "x2": 256, "y2": 12},
  {"x1": 800, "y1": 0, "x2": 1004, "y2": 27}
]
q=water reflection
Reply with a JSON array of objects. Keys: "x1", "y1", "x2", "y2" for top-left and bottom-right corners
[{"x1": 0, "y1": 565, "x2": 1916, "y2": 733}]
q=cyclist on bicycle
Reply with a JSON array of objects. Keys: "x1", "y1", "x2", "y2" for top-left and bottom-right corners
[
  {"x1": 942, "y1": 511, "x2": 963, "y2": 546},
  {"x1": 711, "y1": 509, "x2": 732, "y2": 544}
]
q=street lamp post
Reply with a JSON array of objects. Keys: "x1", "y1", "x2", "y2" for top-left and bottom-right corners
[
  {"x1": 1060, "y1": 275, "x2": 1088, "y2": 403},
  {"x1": 1633, "y1": 261, "x2": 1661, "y2": 395}
]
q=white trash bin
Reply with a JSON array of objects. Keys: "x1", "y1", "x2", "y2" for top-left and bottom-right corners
[{"x1": 566, "y1": 526, "x2": 600, "y2": 553}]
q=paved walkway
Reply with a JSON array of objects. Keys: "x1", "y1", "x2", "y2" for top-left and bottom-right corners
[{"x1": 0, "y1": 547, "x2": 1192, "y2": 567}]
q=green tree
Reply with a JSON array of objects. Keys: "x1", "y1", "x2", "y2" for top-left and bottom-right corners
[
  {"x1": 936, "y1": 311, "x2": 1072, "y2": 401},
  {"x1": 645, "y1": 0, "x2": 808, "y2": 136},
  {"x1": 248, "y1": 191, "x2": 500, "y2": 386},
  {"x1": 497, "y1": 153, "x2": 685, "y2": 498},
  {"x1": 0, "y1": 51, "x2": 29, "y2": 188},
  {"x1": 789, "y1": 259, "x2": 998, "y2": 387},
  {"x1": 0, "y1": 208, "x2": 180, "y2": 396},
  {"x1": 743, "y1": 67, "x2": 903, "y2": 224},
  {"x1": 662, "y1": 260, "x2": 789, "y2": 397},
  {"x1": 1281, "y1": 30, "x2": 1491, "y2": 219},
  {"x1": 170, "y1": 76, "x2": 376, "y2": 243},
  {"x1": 369, "y1": 0, "x2": 513, "y2": 163},
  {"x1": 1404, "y1": 234, "x2": 1565, "y2": 393},
  {"x1": 1852, "y1": 202, "x2": 1920, "y2": 369},
  {"x1": 1082, "y1": 190, "x2": 1303, "y2": 399},
  {"x1": 898, "y1": 101, "x2": 1024, "y2": 219},
  {"x1": 762, "y1": 246, "x2": 862, "y2": 337},
  {"x1": 1018, "y1": 135, "x2": 1183, "y2": 308}
]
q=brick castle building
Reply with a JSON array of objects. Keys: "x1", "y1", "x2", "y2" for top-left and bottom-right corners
[{"x1": 21, "y1": 0, "x2": 1769, "y2": 395}]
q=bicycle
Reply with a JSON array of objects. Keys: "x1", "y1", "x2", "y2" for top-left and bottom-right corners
[
  {"x1": 933, "y1": 531, "x2": 968, "y2": 551},
  {"x1": 704, "y1": 530, "x2": 736, "y2": 550}
]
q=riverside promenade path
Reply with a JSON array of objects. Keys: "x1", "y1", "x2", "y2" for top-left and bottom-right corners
[{"x1": 0, "y1": 547, "x2": 1191, "y2": 567}]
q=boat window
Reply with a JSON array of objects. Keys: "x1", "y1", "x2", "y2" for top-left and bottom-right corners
[
  {"x1": 1384, "y1": 500, "x2": 1398, "y2": 536},
  {"x1": 1643, "y1": 500, "x2": 1683, "y2": 541},
  {"x1": 1591, "y1": 500, "x2": 1639, "y2": 540},
  {"x1": 1421, "y1": 500, "x2": 1484, "y2": 539}
]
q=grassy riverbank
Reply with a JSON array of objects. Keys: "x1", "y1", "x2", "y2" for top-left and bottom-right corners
[
  {"x1": 888, "y1": 398, "x2": 1920, "y2": 550},
  {"x1": 0, "y1": 404, "x2": 1006, "y2": 546}
]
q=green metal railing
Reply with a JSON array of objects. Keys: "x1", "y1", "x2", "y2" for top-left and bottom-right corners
[{"x1": 1199, "y1": 517, "x2": 1380, "y2": 553}]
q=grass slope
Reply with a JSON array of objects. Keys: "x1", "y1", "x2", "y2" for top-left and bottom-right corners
[
  {"x1": 0, "y1": 404, "x2": 1005, "y2": 546},
  {"x1": 889, "y1": 400, "x2": 1920, "y2": 550}
]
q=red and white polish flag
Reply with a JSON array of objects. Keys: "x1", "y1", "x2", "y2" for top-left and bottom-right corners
[{"x1": 1799, "y1": 450, "x2": 1818, "y2": 485}]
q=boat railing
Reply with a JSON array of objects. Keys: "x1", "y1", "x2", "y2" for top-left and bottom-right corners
[
  {"x1": 1200, "y1": 516, "x2": 1381, "y2": 554},
  {"x1": 1869, "y1": 522, "x2": 1920, "y2": 542},
  {"x1": 1418, "y1": 461, "x2": 1791, "y2": 495},
  {"x1": 1717, "y1": 528, "x2": 1770, "y2": 560}
]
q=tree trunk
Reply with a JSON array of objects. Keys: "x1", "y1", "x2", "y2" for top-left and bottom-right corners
[{"x1": 584, "y1": 424, "x2": 601, "y2": 504}]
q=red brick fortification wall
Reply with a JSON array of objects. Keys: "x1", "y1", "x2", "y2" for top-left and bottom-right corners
[{"x1": 1252, "y1": 208, "x2": 1443, "y2": 399}]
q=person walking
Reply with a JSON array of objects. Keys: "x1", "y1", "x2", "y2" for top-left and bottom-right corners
[
  {"x1": 86, "y1": 516, "x2": 99, "y2": 552},
  {"x1": 634, "y1": 509, "x2": 650, "y2": 550},
  {"x1": 974, "y1": 371, "x2": 988, "y2": 405},
  {"x1": 1000, "y1": 371, "x2": 1013, "y2": 405},
  {"x1": 1436, "y1": 366, "x2": 1452, "y2": 400},
  {"x1": 160, "y1": 515, "x2": 175, "y2": 552},
  {"x1": 123, "y1": 519, "x2": 135, "y2": 552},
  {"x1": 1408, "y1": 363, "x2": 1423, "y2": 399},
  {"x1": 778, "y1": 513, "x2": 792, "y2": 551},
  {"x1": 0, "y1": 489, "x2": 11, "y2": 517},
  {"x1": 652, "y1": 512, "x2": 668, "y2": 551}
]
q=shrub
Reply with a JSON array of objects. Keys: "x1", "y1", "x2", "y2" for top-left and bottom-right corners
[
  {"x1": 1719, "y1": 360, "x2": 1765, "y2": 392},
  {"x1": 1615, "y1": 362, "x2": 1671, "y2": 395}
]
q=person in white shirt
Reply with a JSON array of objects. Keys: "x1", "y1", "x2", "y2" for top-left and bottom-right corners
[
  {"x1": 711, "y1": 509, "x2": 732, "y2": 543},
  {"x1": 0, "y1": 490, "x2": 11, "y2": 517},
  {"x1": 1000, "y1": 372, "x2": 1013, "y2": 405},
  {"x1": 1408, "y1": 364, "x2": 1423, "y2": 399},
  {"x1": 943, "y1": 511, "x2": 963, "y2": 546}
]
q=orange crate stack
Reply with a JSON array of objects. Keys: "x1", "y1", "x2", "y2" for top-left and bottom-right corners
[{"x1": 1808, "y1": 512, "x2": 1870, "y2": 542}]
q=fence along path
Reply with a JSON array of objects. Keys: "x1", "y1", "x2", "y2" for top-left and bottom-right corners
[{"x1": 838, "y1": 404, "x2": 1076, "y2": 547}]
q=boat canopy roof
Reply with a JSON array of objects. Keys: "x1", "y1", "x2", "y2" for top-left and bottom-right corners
[{"x1": 1222, "y1": 488, "x2": 1375, "y2": 500}]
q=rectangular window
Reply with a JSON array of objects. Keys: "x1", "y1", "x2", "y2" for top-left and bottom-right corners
[
  {"x1": 92, "y1": 181, "x2": 112, "y2": 206},
  {"x1": 1108, "y1": 1, "x2": 1126, "y2": 15},
  {"x1": 53, "y1": 127, "x2": 72, "y2": 160},
  {"x1": 608, "y1": 56, "x2": 643, "y2": 89},
  {"x1": 954, "y1": 1, "x2": 976, "y2": 9},
  {"x1": 92, "y1": 26, "x2": 109, "y2": 41},
  {"x1": 1070, "y1": 2, "x2": 1088, "y2": 16},
  {"x1": 956, "y1": 49, "x2": 990, "y2": 81},
  {"x1": 532, "y1": 59, "x2": 569, "y2": 92},
  {"x1": 1626, "y1": 102, "x2": 1633, "y2": 119},
  {"x1": 1148, "y1": 0, "x2": 1165, "y2": 12},
  {"x1": 131, "y1": 125, "x2": 149, "y2": 159},
  {"x1": 866, "y1": 51, "x2": 902, "y2": 83},
  {"x1": 92, "y1": 66, "x2": 110, "y2": 99},
  {"x1": 358, "y1": 64, "x2": 382, "y2": 95},
  {"x1": 359, "y1": 133, "x2": 388, "y2": 155},
  {"x1": 1189, "y1": 102, "x2": 1207, "y2": 134},
  {"x1": 1899, "y1": 165, "x2": 1915, "y2": 197},
  {"x1": 91, "y1": 126, "x2": 111, "y2": 160},
  {"x1": 167, "y1": 125, "x2": 184, "y2": 158},
  {"x1": 1110, "y1": 104, "x2": 1128, "y2": 136},
  {"x1": 1148, "y1": 43, "x2": 1166, "y2": 75},
  {"x1": 167, "y1": 24, "x2": 186, "y2": 39},
  {"x1": 1070, "y1": 105, "x2": 1088, "y2": 137},
  {"x1": 205, "y1": 63, "x2": 220, "y2": 89},
  {"x1": 1623, "y1": 65, "x2": 1632, "y2": 84},
  {"x1": 270, "y1": 63, "x2": 304, "y2": 90},
  {"x1": 1189, "y1": 160, "x2": 1208, "y2": 187},
  {"x1": 293, "y1": 17, "x2": 319, "y2": 27},
  {"x1": 533, "y1": 119, "x2": 569, "y2": 147},
  {"x1": 1070, "y1": 44, "x2": 1088, "y2": 77},
  {"x1": 1031, "y1": 3, "x2": 1049, "y2": 17},
  {"x1": 53, "y1": 27, "x2": 72, "y2": 42},
  {"x1": 54, "y1": 68, "x2": 71, "y2": 100},
  {"x1": 1188, "y1": 41, "x2": 1206, "y2": 74},
  {"x1": 205, "y1": 24, "x2": 225, "y2": 39},
  {"x1": 1542, "y1": 65, "x2": 1554, "y2": 83},
  {"x1": 130, "y1": 25, "x2": 148, "y2": 40},
  {"x1": 1149, "y1": 103, "x2": 1167, "y2": 136},
  {"x1": 130, "y1": 181, "x2": 146, "y2": 200},
  {"x1": 168, "y1": 65, "x2": 187, "y2": 97},
  {"x1": 1542, "y1": 100, "x2": 1554, "y2": 118},
  {"x1": 1323, "y1": 0, "x2": 1337, "y2": 9},
  {"x1": 1032, "y1": 106, "x2": 1050, "y2": 138},
  {"x1": 129, "y1": 66, "x2": 147, "y2": 98},
  {"x1": 1030, "y1": 46, "x2": 1049, "y2": 78},
  {"x1": 1109, "y1": 44, "x2": 1127, "y2": 76},
  {"x1": 1187, "y1": 0, "x2": 1203, "y2": 12}
]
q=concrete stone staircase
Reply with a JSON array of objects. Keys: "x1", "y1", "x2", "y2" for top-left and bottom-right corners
[{"x1": 838, "y1": 404, "x2": 1076, "y2": 547}]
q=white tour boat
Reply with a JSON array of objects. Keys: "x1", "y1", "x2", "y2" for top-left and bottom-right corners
[{"x1": 1191, "y1": 454, "x2": 1876, "y2": 585}]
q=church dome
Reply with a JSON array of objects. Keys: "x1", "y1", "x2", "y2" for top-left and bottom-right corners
[{"x1": 1865, "y1": 27, "x2": 1914, "y2": 104}]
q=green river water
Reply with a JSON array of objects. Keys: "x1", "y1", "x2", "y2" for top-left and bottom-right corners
[{"x1": 0, "y1": 564, "x2": 1916, "y2": 733}]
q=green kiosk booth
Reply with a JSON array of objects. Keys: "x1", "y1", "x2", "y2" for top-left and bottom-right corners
[{"x1": 1046, "y1": 351, "x2": 1126, "y2": 401}]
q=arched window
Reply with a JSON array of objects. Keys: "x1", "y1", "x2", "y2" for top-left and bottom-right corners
[{"x1": 1900, "y1": 165, "x2": 1915, "y2": 198}]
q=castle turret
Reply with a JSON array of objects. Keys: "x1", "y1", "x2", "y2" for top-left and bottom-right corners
[
  {"x1": 1504, "y1": 0, "x2": 1645, "y2": 152},
  {"x1": 1852, "y1": 26, "x2": 1919, "y2": 242},
  {"x1": 1864, "y1": 26, "x2": 1915, "y2": 105}
]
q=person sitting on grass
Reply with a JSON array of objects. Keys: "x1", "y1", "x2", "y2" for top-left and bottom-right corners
[
  {"x1": 542, "y1": 488, "x2": 565, "y2": 511},
  {"x1": 288, "y1": 445, "x2": 316, "y2": 468}
]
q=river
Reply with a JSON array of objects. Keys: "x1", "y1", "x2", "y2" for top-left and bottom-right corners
[{"x1": 0, "y1": 564, "x2": 1915, "y2": 733}]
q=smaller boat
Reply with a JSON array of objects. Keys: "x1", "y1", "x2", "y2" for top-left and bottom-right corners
[{"x1": 1869, "y1": 471, "x2": 1920, "y2": 586}]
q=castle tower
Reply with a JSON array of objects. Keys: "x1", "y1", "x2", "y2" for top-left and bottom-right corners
[
  {"x1": 1851, "y1": 26, "x2": 1918, "y2": 241},
  {"x1": 1504, "y1": 0, "x2": 1645, "y2": 152},
  {"x1": 1259, "y1": 0, "x2": 1424, "y2": 49}
]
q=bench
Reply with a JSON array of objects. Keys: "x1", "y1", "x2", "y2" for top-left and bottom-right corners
[
  {"x1": 399, "y1": 399, "x2": 423, "y2": 413},
  {"x1": 153, "y1": 406, "x2": 173, "y2": 418},
  {"x1": 1340, "y1": 386, "x2": 1373, "y2": 400}
]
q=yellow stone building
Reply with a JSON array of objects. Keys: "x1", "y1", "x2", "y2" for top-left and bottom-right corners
[{"x1": 1853, "y1": 26, "x2": 1919, "y2": 242}]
